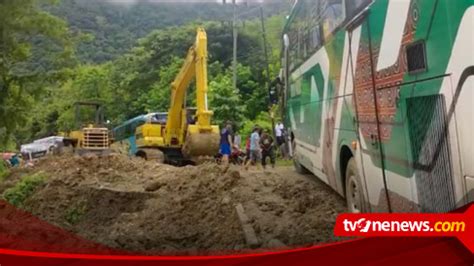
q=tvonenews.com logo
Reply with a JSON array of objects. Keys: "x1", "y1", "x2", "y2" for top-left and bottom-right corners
[
  {"x1": 333, "y1": 206, "x2": 474, "y2": 253},
  {"x1": 342, "y1": 218, "x2": 466, "y2": 233}
]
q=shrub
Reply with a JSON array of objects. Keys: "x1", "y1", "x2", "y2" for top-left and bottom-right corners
[
  {"x1": 3, "y1": 172, "x2": 46, "y2": 207},
  {"x1": 239, "y1": 112, "x2": 274, "y2": 144},
  {"x1": 0, "y1": 161, "x2": 9, "y2": 182},
  {"x1": 64, "y1": 202, "x2": 88, "y2": 225}
]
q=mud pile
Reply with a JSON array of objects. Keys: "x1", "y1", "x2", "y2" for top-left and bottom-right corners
[{"x1": 7, "y1": 154, "x2": 346, "y2": 254}]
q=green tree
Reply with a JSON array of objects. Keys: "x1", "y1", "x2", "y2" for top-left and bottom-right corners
[
  {"x1": 0, "y1": 0, "x2": 74, "y2": 147},
  {"x1": 142, "y1": 57, "x2": 184, "y2": 113},
  {"x1": 19, "y1": 12, "x2": 286, "y2": 143},
  {"x1": 46, "y1": 0, "x2": 289, "y2": 63},
  {"x1": 208, "y1": 72, "x2": 245, "y2": 127}
]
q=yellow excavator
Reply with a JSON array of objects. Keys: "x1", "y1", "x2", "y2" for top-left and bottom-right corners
[{"x1": 135, "y1": 27, "x2": 220, "y2": 165}]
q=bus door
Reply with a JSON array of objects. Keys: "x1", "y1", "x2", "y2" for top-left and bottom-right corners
[{"x1": 350, "y1": 13, "x2": 392, "y2": 212}]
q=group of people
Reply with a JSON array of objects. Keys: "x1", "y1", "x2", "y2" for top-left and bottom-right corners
[{"x1": 219, "y1": 121, "x2": 290, "y2": 170}]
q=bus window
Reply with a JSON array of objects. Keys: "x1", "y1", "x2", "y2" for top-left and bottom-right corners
[
  {"x1": 321, "y1": 0, "x2": 346, "y2": 38},
  {"x1": 310, "y1": 24, "x2": 322, "y2": 52},
  {"x1": 287, "y1": 0, "x2": 345, "y2": 71},
  {"x1": 287, "y1": 0, "x2": 310, "y2": 69},
  {"x1": 345, "y1": 0, "x2": 372, "y2": 18}
]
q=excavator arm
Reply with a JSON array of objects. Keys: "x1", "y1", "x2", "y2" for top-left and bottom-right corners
[
  {"x1": 163, "y1": 28, "x2": 219, "y2": 159},
  {"x1": 165, "y1": 41, "x2": 197, "y2": 145}
]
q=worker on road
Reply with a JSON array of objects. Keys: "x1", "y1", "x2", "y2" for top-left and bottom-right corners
[
  {"x1": 275, "y1": 121, "x2": 289, "y2": 159},
  {"x1": 245, "y1": 126, "x2": 262, "y2": 171},
  {"x1": 260, "y1": 129, "x2": 275, "y2": 169},
  {"x1": 275, "y1": 121, "x2": 284, "y2": 146},
  {"x1": 220, "y1": 122, "x2": 234, "y2": 168}
]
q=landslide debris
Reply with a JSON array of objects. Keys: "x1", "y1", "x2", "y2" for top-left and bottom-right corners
[{"x1": 2, "y1": 154, "x2": 346, "y2": 255}]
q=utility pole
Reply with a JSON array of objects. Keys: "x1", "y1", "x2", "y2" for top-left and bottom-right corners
[
  {"x1": 232, "y1": 0, "x2": 238, "y2": 91},
  {"x1": 259, "y1": 6, "x2": 276, "y2": 139},
  {"x1": 259, "y1": 6, "x2": 271, "y2": 88}
]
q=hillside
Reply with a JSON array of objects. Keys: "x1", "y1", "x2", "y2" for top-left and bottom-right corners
[
  {"x1": 0, "y1": 0, "x2": 289, "y2": 148},
  {"x1": 48, "y1": 0, "x2": 291, "y2": 63}
]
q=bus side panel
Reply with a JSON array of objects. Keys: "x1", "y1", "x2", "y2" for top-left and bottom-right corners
[
  {"x1": 350, "y1": 0, "x2": 394, "y2": 212},
  {"x1": 358, "y1": 0, "x2": 446, "y2": 212},
  {"x1": 288, "y1": 48, "x2": 334, "y2": 185},
  {"x1": 364, "y1": 0, "x2": 474, "y2": 212},
  {"x1": 434, "y1": 1, "x2": 474, "y2": 205},
  {"x1": 332, "y1": 27, "x2": 368, "y2": 198},
  {"x1": 284, "y1": 0, "x2": 473, "y2": 212},
  {"x1": 399, "y1": 0, "x2": 474, "y2": 210}
]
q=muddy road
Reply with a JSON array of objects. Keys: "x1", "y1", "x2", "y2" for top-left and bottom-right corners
[{"x1": 1, "y1": 154, "x2": 347, "y2": 255}]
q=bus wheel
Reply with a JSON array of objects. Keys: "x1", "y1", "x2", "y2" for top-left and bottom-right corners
[{"x1": 345, "y1": 158, "x2": 367, "y2": 213}]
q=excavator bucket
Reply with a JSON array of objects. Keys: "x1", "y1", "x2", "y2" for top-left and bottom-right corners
[{"x1": 181, "y1": 125, "x2": 220, "y2": 158}]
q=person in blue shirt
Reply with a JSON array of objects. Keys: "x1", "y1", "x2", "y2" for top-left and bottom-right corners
[{"x1": 220, "y1": 121, "x2": 233, "y2": 167}]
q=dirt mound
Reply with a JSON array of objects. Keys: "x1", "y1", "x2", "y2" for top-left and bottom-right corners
[{"x1": 7, "y1": 154, "x2": 346, "y2": 254}]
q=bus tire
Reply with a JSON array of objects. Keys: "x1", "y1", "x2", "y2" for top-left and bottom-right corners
[
  {"x1": 345, "y1": 158, "x2": 368, "y2": 213},
  {"x1": 294, "y1": 158, "x2": 309, "y2": 174}
]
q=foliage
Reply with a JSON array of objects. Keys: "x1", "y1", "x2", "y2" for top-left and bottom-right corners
[
  {"x1": 240, "y1": 112, "x2": 274, "y2": 140},
  {"x1": 46, "y1": 0, "x2": 290, "y2": 63},
  {"x1": 3, "y1": 172, "x2": 46, "y2": 207},
  {"x1": 70, "y1": 20, "x2": 276, "y2": 128},
  {"x1": 208, "y1": 70, "x2": 246, "y2": 127},
  {"x1": 0, "y1": 161, "x2": 10, "y2": 182},
  {"x1": 0, "y1": 0, "x2": 76, "y2": 147},
  {"x1": 64, "y1": 201, "x2": 87, "y2": 225},
  {"x1": 5, "y1": 1, "x2": 288, "y2": 147},
  {"x1": 141, "y1": 57, "x2": 184, "y2": 114}
]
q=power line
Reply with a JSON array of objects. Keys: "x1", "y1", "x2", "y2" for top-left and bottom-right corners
[{"x1": 232, "y1": 0, "x2": 238, "y2": 91}]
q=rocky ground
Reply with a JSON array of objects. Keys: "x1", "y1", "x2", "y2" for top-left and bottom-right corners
[{"x1": 0, "y1": 154, "x2": 347, "y2": 255}]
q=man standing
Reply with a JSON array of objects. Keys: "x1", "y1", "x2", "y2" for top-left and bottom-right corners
[
  {"x1": 260, "y1": 129, "x2": 275, "y2": 169},
  {"x1": 220, "y1": 122, "x2": 233, "y2": 167},
  {"x1": 275, "y1": 121, "x2": 288, "y2": 158},
  {"x1": 275, "y1": 122, "x2": 284, "y2": 146},
  {"x1": 245, "y1": 126, "x2": 262, "y2": 170}
]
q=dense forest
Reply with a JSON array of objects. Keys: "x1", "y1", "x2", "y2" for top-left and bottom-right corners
[
  {"x1": 48, "y1": 0, "x2": 290, "y2": 63},
  {"x1": 0, "y1": 0, "x2": 290, "y2": 150}
]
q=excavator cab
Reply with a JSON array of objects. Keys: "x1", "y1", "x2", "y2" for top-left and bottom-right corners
[
  {"x1": 63, "y1": 101, "x2": 110, "y2": 156},
  {"x1": 74, "y1": 101, "x2": 106, "y2": 128}
]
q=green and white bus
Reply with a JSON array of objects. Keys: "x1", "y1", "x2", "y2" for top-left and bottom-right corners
[{"x1": 280, "y1": 0, "x2": 473, "y2": 213}]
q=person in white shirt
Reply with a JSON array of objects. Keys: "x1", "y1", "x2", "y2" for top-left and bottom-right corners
[
  {"x1": 275, "y1": 122, "x2": 289, "y2": 159},
  {"x1": 275, "y1": 121, "x2": 283, "y2": 136},
  {"x1": 275, "y1": 122, "x2": 284, "y2": 146}
]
